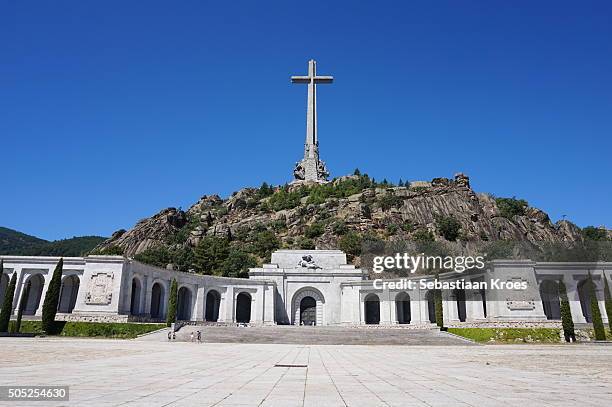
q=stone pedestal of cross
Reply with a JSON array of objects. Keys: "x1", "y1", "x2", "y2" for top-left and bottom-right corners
[{"x1": 291, "y1": 60, "x2": 333, "y2": 183}]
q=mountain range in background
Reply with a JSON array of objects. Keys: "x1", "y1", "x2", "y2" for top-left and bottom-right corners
[{"x1": 0, "y1": 227, "x2": 106, "y2": 257}]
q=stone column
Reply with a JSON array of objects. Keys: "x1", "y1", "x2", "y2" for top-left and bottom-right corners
[
  {"x1": 194, "y1": 284, "x2": 205, "y2": 321},
  {"x1": 142, "y1": 275, "x2": 152, "y2": 317},
  {"x1": 566, "y1": 279, "x2": 586, "y2": 324},
  {"x1": 380, "y1": 289, "x2": 393, "y2": 325}
]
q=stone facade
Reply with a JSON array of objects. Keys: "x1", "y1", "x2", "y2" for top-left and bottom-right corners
[{"x1": 0, "y1": 252, "x2": 610, "y2": 327}]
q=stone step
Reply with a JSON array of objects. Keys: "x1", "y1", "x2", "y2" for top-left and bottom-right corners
[{"x1": 153, "y1": 325, "x2": 475, "y2": 346}]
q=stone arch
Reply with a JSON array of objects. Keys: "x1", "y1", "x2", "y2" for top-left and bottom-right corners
[
  {"x1": 395, "y1": 291, "x2": 411, "y2": 324},
  {"x1": 235, "y1": 292, "x2": 252, "y2": 323},
  {"x1": 364, "y1": 293, "x2": 380, "y2": 325},
  {"x1": 578, "y1": 279, "x2": 595, "y2": 323},
  {"x1": 205, "y1": 289, "x2": 221, "y2": 322},
  {"x1": 22, "y1": 274, "x2": 45, "y2": 315},
  {"x1": 425, "y1": 290, "x2": 436, "y2": 323},
  {"x1": 130, "y1": 276, "x2": 143, "y2": 315},
  {"x1": 177, "y1": 286, "x2": 193, "y2": 321},
  {"x1": 540, "y1": 280, "x2": 560, "y2": 320},
  {"x1": 291, "y1": 287, "x2": 325, "y2": 326},
  {"x1": 58, "y1": 275, "x2": 80, "y2": 313},
  {"x1": 454, "y1": 288, "x2": 467, "y2": 322},
  {"x1": 0, "y1": 272, "x2": 9, "y2": 305},
  {"x1": 150, "y1": 282, "x2": 165, "y2": 319}
]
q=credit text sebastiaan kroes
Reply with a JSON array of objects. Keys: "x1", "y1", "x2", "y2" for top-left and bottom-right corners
[{"x1": 371, "y1": 253, "x2": 528, "y2": 290}]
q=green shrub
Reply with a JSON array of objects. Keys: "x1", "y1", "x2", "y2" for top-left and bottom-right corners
[
  {"x1": 435, "y1": 215, "x2": 461, "y2": 241},
  {"x1": 41, "y1": 259, "x2": 63, "y2": 333},
  {"x1": 339, "y1": 232, "x2": 362, "y2": 257},
  {"x1": 434, "y1": 273, "x2": 444, "y2": 328},
  {"x1": 588, "y1": 273, "x2": 606, "y2": 340},
  {"x1": 305, "y1": 222, "x2": 325, "y2": 239},
  {"x1": 582, "y1": 226, "x2": 609, "y2": 241},
  {"x1": 378, "y1": 193, "x2": 403, "y2": 211},
  {"x1": 332, "y1": 220, "x2": 348, "y2": 236},
  {"x1": 0, "y1": 272, "x2": 16, "y2": 332},
  {"x1": 558, "y1": 280, "x2": 575, "y2": 342},
  {"x1": 412, "y1": 229, "x2": 434, "y2": 242},
  {"x1": 166, "y1": 279, "x2": 177, "y2": 327},
  {"x1": 193, "y1": 236, "x2": 230, "y2": 275},
  {"x1": 448, "y1": 328, "x2": 561, "y2": 343},
  {"x1": 267, "y1": 188, "x2": 302, "y2": 211},
  {"x1": 495, "y1": 197, "x2": 528, "y2": 219},
  {"x1": 12, "y1": 321, "x2": 165, "y2": 339},
  {"x1": 297, "y1": 237, "x2": 315, "y2": 250}
]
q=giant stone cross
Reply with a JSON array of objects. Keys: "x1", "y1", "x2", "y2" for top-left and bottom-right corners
[{"x1": 291, "y1": 60, "x2": 333, "y2": 183}]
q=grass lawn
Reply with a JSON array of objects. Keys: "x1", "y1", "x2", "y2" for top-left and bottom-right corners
[
  {"x1": 447, "y1": 328, "x2": 562, "y2": 343},
  {"x1": 9, "y1": 321, "x2": 165, "y2": 339}
]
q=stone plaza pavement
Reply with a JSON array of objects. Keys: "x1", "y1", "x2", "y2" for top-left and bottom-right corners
[{"x1": 0, "y1": 337, "x2": 610, "y2": 407}]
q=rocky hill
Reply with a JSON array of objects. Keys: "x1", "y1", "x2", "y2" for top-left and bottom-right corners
[
  {"x1": 0, "y1": 227, "x2": 106, "y2": 256},
  {"x1": 95, "y1": 172, "x2": 606, "y2": 275}
]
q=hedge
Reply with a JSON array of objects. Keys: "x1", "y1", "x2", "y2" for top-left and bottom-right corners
[
  {"x1": 9, "y1": 321, "x2": 165, "y2": 339},
  {"x1": 447, "y1": 328, "x2": 561, "y2": 343}
]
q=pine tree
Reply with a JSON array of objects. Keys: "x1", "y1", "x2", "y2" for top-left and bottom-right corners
[
  {"x1": 353, "y1": 168, "x2": 361, "y2": 176},
  {"x1": 41, "y1": 258, "x2": 63, "y2": 334},
  {"x1": 0, "y1": 273, "x2": 17, "y2": 332},
  {"x1": 434, "y1": 273, "x2": 444, "y2": 328},
  {"x1": 588, "y1": 273, "x2": 606, "y2": 340},
  {"x1": 603, "y1": 273, "x2": 612, "y2": 332},
  {"x1": 14, "y1": 281, "x2": 31, "y2": 334},
  {"x1": 166, "y1": 279, "x2": 178, "y2": 327},
  {"x1": 558, "y1": 280, "x2": 575, "y2": 342}
]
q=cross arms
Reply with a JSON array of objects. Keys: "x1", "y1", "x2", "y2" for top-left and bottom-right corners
[{"x1": 291, "y1": 76, "x2": 334, "y2": 84}]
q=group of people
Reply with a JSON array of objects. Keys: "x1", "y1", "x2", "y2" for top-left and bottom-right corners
[{"x1": 167, "y1": 329, "x2": 202, "y2": 342}]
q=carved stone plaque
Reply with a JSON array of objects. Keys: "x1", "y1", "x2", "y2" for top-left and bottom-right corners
[
  {"x1": 85, "y1": 272, "x2": 114, "y2": 305},
  {"x1": 506, "y1": 300, "x2": 536, "y2": 310}
]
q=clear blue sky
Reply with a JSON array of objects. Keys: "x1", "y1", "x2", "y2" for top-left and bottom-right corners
[{"x1": 1, "y1": 1, "x2": 611, "y2": 241}]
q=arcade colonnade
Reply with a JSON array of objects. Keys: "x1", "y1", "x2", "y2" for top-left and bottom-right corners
[{"x1": 0, "y1": 254, "x2": 610, "y2": 327}]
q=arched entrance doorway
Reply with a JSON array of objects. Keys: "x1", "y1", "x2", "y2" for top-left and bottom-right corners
[
  {"x1": 454, "y1": 289, "x2": 467, "y2": 322},
  {"x1": 177, "y1": 287, "x2": 192, "y2": 320},
  {"x1": 130, "y1": 277, "x2": 142, "y2": 315},
  {"x1": 205, "y1": 290, "x2": 221, "y2": 322},
  {"x1": 292, "y1": 288, "x2": 325, "y2": 326},
  {"x1": 23, "y1": 274, "x2": 44, "y2": 315},
  {"x1": 150, "y1": 283, "x2": 165, "y2": 319},
  {"x1": 540, "y1": 280, "x2": 560, "y2": 320},
  {"x1": 425, "y1": 291, "x2": 436, "y2": 323},
  {"x1": 396, "y1": 292, "x2": 411, "y2": 324},
  {"x1": 236, "y1": 292, "x2": 252, "y2": 323},
  {"x1": 365, "y1": 293, "x2": 380, "y2": 325},
  {"x1": 300, "y1": 296, "x2": 316, "y2": 326},
  {"x1": 58, "y1": 275, "x2": 79, "y2": 313}
]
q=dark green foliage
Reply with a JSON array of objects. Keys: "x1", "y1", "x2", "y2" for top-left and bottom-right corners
[
  {"x1": 193, "y1": 237, "x2": 230, "y2": 274},
  {"x1": 448, "y1": 328, "x2": 561, "y2": 343},
  {"x1": 588, "y1": 273, "x2": 606, "y2": 340},
  {"x1": 558, "y1": 280, "x2": 575, "y2": 342},
  {"x1": 434, "y1": 274, "x2": 444, "y2": 328},
  {"x1": 495, "y1": 197, "x2": 528, "y2": 219},
  {"x1": 14, "y1": 280, "x2": 30, "y2": 333},
  {"x1": 13, "y1": 321, "x2": 164, "y2": 338},
  {"x1": 305, "y1": 222, "x2": 325, "y2": 239},
  {"x1": 582, "y1": 226, "x2": 609, "y2": 241},
  {"x1": 91, "y1": 245, "x2": 124, "y2": 255},
  {"x1": 435, "y1": 215, "x2": 461, "y2": 241},
  {"x1": 220, "y1": 249, "x2": 257, "y2": 278},
  {"x1": 267, "y1": 188, "x2": 302, "y2": 211},
  {"x1": 166, "y1": 279, "x2": 177, "y2": 327},
  {"x1": 0, "y1": 227, "x2": 106, "y2": 256},
  {"x1": 339, "y1": 232, "x2": 362, "y2": 257},
  {"x1": 604, "y1": 274, "x2": 612, "y2": 331},
  {"x1": 353, "y1": 168, "x2": 361, "y2": 176},
  {"x1": 256, "y1": 182, "x2": 275, "y2": 199},
  {"x1": 306, "y1": 175, "x2": 375, "y2": 205},
  {"x1": 412, "y1": 229, "x2": 434, "y2": 242},
  {"x1": 251, "y1": 230, "x2": 280, "y2": 261},
  {"x1": 378, "y1": 193, "x2": 403, "y2": 211},
  {"x1": 134, "y1": 246, "x2": 194, "y2": 272},
  {"x1": 41, "y1": 259, "x2": 63, "y2": 333},
  {"x1": 332, "y1": 220, "x2": 348, "y2": 236},
  {"x1": 386, "y1": 223, "x2": 399, "y2": 235},
  {"x1": 296, "y1": 237, "x2": 315, "y2": 250},
  {"x1": 0, "y1": 272, "x2": 16, "y2": 332}
]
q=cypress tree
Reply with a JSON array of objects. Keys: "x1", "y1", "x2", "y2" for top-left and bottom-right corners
[
  {"x1": 434, "y1": 273, "x2": 444, "y2": 328},
  {"x1": 14, "y1": 281, "x2": 31, "y2": 334},
  {"x1": 558, "y1": 280, "x2": 575, "y2": 342},
  {"x1": 588, "y1": 273, "x2": 606, "y2": 340},
  {"x1": 166, "y1": 279, "x2": 178, "y2": 327},
  {"x1": 0, "y1": 273, "x2": 17, "y2": 332},
  {"x1": 603, "y1": 273, "x2": 612, "y2": 332},
  {"x1": 41, "y1": 258, "x2": 63, "y2": 334}
]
